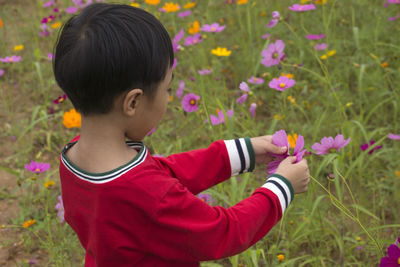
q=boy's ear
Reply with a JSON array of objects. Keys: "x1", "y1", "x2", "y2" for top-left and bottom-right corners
[{"x1": 122, "y1": 89, "x2": 143, "y2": 116}]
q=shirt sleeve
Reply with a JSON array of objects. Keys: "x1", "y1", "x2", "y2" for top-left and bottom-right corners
[
  {"x1": 152, "y1": 137, "x2": 255, "y2": 195},
  {"x1": 144, "y1": 174, "x2": 294, "y2": 262}
]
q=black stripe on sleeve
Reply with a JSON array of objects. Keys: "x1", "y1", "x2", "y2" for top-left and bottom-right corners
[
  {"x1": 266, "y1": 179, "x2": 288, "y2": 209},
  {"x1": 235, "y1": 139, "x2": 245, "y2": 174}
]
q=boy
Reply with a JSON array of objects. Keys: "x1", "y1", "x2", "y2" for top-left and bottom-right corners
[{"x1": 54, "y1": 3, "x2": 310, "y2": 266}]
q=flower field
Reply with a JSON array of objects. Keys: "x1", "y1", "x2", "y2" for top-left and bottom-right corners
[{"x1": 0, "y1": 0, "x2": 400, "y2": 266}]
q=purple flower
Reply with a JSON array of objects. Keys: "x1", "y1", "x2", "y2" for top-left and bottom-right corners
[
  {"x1": 247, "y1": 76, "x2": 264, "y2": 84},
  {"x1": 178, "y1": 10, "x2": 191, "y2": 18},
  {"x1": 236, "y1": 82, "x2": 250, "y2": 104},
  {"x1": 200, "y1": 23, "x2": 226, "y2": 32},
  {"x1": 236, "y1": 94, "x2": 248, "y2": 104},
  {"x1": 380, "y1": 237, "x2": 400, "y2": 267},
  {"x1": 197, "y1": 193, "x2": 215, "y2": 205},
  {"x1": 360, "y1": 141, "x2": 382, "y2": 154},
  {"x1": 55, "y1": 195, "x2": 65, "y2": 223},
  {"x1": 249, "y1": 103, "x2": 257, "y2": 118},
  {"x1": 288, "y1": 4, "x2": 316, "y2": 12},
  {"x1": 265, "y1": 19, "x2": 279, "y2": 28},
  {"x1": 261, "y1": 40, "x2": 285, "y2": 67},
  {"x1": 261, "y1": 33, "x2": 271, "y2": 39},
  {"x1": 176, "y1": 80, "x2": 185, "y2": 98},
  {"x1": 53, "y1": 94, "x2": 67, "y2": 104},
  {"x1": 239, "y1": 81, "x2": 250, "y2": 92},
  {"x1": 269, "y1": 76, "x2": 295, "y2": 91},
  {"x1": 43, "y1": 0, "x2": 55, "y2": 7},
  {"x1": 183, "y1": 33, "x2": 203, "y2": 46},
  {"x1": 65, "y1": 6, "x2": 78, "y2": 14},
  {"x1": 388, "y1": 14, "x2": 400, "y2": 21},
  {"x1": 388, "y1": 133, "x2": 400, "y2": 140},
  {"x1": 181, "y1": 93, "x2": 200, "y2": 112},
  {"x1": 209, "y1": 109, "x2": 233, "y2": 125},
  {"x1": 0, "y1": 69, "x2": 4, "y2": 77},
  {"x1": 388, "y1": 0, "x2": 400, "y2": 3},
  {"x1": 306, "y1": 33, "x2": 326, "y2": 40},
  {"x1": 47, "y1": 53, "x2": 54, "y2": 61},
  {"x1": 272, "y1": 11, "x2": 280, "y2": 19},
  {"x1": 0, "y1": 55, "x2": 22, "y2": 63},
  {"x1": 314, "y1": 43, "x2": 328, "y2": 50},
  {"x1": 173, "y1": 28, "x2": 185, "y2": 53},
  {"x1": 25, "y1": 161, "x2": 50, "y2": 173},
  {"x1": 146, "y1": 127, "x2": 156, "y2": 136},
  {"x1": 311, "y1": 135, "x2": 351, "y2": 154},
  {"x1": 267, "y1": 130, "x2": 306, "y2": 174},
  {"x1": 198, "y1": 68, "x2": 212, "y2": 75}
]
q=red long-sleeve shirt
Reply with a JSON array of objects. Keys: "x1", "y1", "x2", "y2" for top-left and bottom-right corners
[{"x1": 59, "y1": 136, "x2": 294, "y2": 266}]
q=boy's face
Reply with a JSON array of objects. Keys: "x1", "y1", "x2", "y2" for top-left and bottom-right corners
[{"x1": 125, "y1": 67, "x2": 173, "y2": 141}]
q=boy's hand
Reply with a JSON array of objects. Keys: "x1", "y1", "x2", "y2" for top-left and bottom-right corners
[
  {"x1": 275, "y1": 156, "x2": 310, "y2": 194},
  {"x1": 250, "y1": 135, "x2": 288, "y2": 164}
]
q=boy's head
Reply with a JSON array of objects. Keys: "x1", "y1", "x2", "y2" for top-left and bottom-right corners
[{"x1": 53, "y1": 3, "x2": 174, "y2": 116}]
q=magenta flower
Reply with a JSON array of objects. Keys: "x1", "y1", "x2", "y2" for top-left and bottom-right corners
[
  {"x1": 198, "y1": 68, "x2": 212, "y2": 75},
  {"x1": 183, "y1": 33, "x2": 203, "y2": 46},
  {"x1": 265, "y1": 11, "x2": 280, "y2": 28},
  {"x1": 249, "y1": 103, "x2": 257, "y2": 118},
  {"x1": 0, "y1": 55, "x2": 22, "y2": 63},
  {"x1": 306, "y1": 33, "x2": 326, "y2": 40},
  {"x1": 261, "y1": 40, "x2": 285, "y2": 67},
  {"x1": 388, "y1": 0, "x2": 400, "y2": 3},
  {"x1": 269, "y1": 76, "x2": 295, "y2": 91},
  {"x1": 25, "y1": 161, "x2": 50, "y2": 173},
  {"x1": 261, "y1": 33, "x2": 271, "y2": 39},
  {"x1": 178, "y1": 10, "x2": 191, "y2": 18},
  {"x1": 172, "y1": 28, "x2": 184, "y2": 53},
  {"x1": 171, "y1": 58, "x2": 177, "y2": 71},
  {"x1": 181, "y1": 93, "x2": 200, "y2": 112},
  {"x1": 247, "y1": 76, "x2": 264, "y2": 84},
  {"x1": 314, "y1": 43, "x2": 328, "y2": 50},
  {"x1": 312, "y1": 135, "x2": 351, "y2": 154},
  {"x1": 65, "y1": 6, "x2": 78, "y2": 14},
  {"x1": 209, "y1": 109, "x2": 233, "y2": 125},
  {"x1": 47, "y1": 53, "x2": 54, "y2": 61},
  {"x1": 55, "y1": 195, "x2": 65, "y2": 223},
  {"x1": 236, "y1": 82, "x2": 250, "y2": 104},
  {"x1": 0, "y1": 69, "x2": 4, "y2": 77},
  {"x1": 266, "y1": 130, "x2": 306, "y2": 174},
  {"x1": 176, "y1": 80, "x2": 185, "y2": 98},
  {"x1": 197, "y1": 193, "x2": 215, "y2": 205},
  {"x1": 43, "y1": 0, "x2": 55, "y2": 7},
  {"x1": 146, "y1": 127, "x2": 156, "y2": 136},
  {"x1": 288, "y1": 4, "x2": 316, "y2": 12},
  {"x1": 380, "y1": 238, "x2": 400, "y2": 267},
  {"x1": 388, "y1": 133, "x2": 400, "y2": 140},
  {"x1": 53, "y1": 94, "x2": 67, "y2": 104},
  {"x1": 200, "y1": 23, "x2": 226, "y2": 33},
  {"x1": 388, "y1": 14, "x2": 400, "y2": 21},
  {"x1": 360, "y1": 141, "x2": 382, "y2": 154}
]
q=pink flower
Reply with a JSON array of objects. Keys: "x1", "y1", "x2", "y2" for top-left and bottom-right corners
[
  {"x1": 200, "y1": 23, "x2": 226, "y2": 32},
  {"x1": 261, "y1": 40, "x2": 285, "y2": 67},
  {"x1": 55, "y1": 195, "x2": 65, "y2": 223},
  {"x1": 388, "y1": 13, "x2": 400, "y2": 21},
  {"x1": 178, "y1": 10, "x2": 191, "y2": 18},
  {"x1": 25, "y1": 161, "x2": 50, "y2": 173},
  {"x1": 65, "y1": 6, "x2": 78, "y2": 14},
  {"x1": 236, "y1": 82, "x2": 250, "y2": 104},
  {"x1": 0, "y1": 69, "x2": 4, "y2": 77},
  {"x1": 265, "y1": 11, "x2": 280, "y2": 28},
  {"x1": 181, "y1": 93, "x2": 200, "y2": 112},
  {"x1": 47, "y1": 53, "x2": 54, "y2": 61},
  {"x1": 209, "y1": 109, "x2": 233, "y2": 125},
  {"x1": 269, "y1": 76, "x2": 295, "y2": 91},
  {"x1": 288, "y1": 4, "x2": 316, "y2": 12},
  {"x1": 267, "y1": 130, "x2": 306, "y2": 174},
  {"x1": 388, "y1": 133, "x2": 400, "y2": 140},
  {"x1": 261, "y1": 33, "x2": 271, "y2": 39},
  {"x1": 176, "y1": 80, "x2": 185, "y2": 98},
  {"x1": 183, "y1": 33, "x2": 203, "y2": 46},
  {"x1": 172, "y1": 28, "x2": 184, "y2": 53},
  {"x1": 0, "y1": 55, "x2": 22, "y2": 63},
  {"x1": 146, "y1": 127, "x2": 156, "y2": 136},
  {"x1": 247, "y1": 76, "x2": 264, "y2": 84},
  {"x1": 236, "y1": 94, "x2": 248, "y2": 104},
  {"x1": 171, "y1": 58, "x2": 177, "y2": 70},
  {"x1": 312, "y1": 134, "x2": 351, "y2": 154},
  {"x1": 306, "y1": 33, "x2": 325, "y2": 40},
  {"x1": 249, "y1": 103, "x2": 257, "y2": 118},
  {"x1": 198, "y1": 68, "x2": 212, "y2": 75},
  {"x1": 388, "y1": 0, "x2": 400, "y2": 3},
  {"x1": 43, "y1": 0, "x2": 55, "y2": 7},
  {"x1": 360, "y1": 141, "x2": 382, "y2": 155},
  {"x1": 314, "y1": 43, "x2": 328, "y2": 50}
]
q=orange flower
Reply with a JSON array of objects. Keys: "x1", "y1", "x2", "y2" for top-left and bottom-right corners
[
  {"x1": 23, "y1": 219, "x2": 36, "y2": 228},
  {"x1": 51, "y1": 22, "x2": 62, "y2": 29},
  {"x1": 184, "y1": 2, "x2": 196, "y2": 9},
  {"x1": 287, "y1": 134, "x2": 298, "y2": 149},
  {"x1": 188, "y1": 21, "x2": 200, "y2": 34},
  {"x1": 281, "y1": 73, "x2": 294, "y2": 78},
  {"x1": 381, "y1": 62, "x2": 388, "y2": 68},
  {"x1": 162, "y1": 2, "x2": 180, "y2": 12},
  {"x1": 0, "y1": 18, "x2": 3, "y2": 29},
  {"x1": 144, "y1": 0, "x2": 160, "y2": 5},
  {"x1": 44, "y1": 180, "x2": 55, "y2": 189},
  {"x1": 237, "y1": 0, "x2": 248, "y2": 4},
  {"x1": 62, "y1": 109, "x2": 81, "y2": 128},
  {"x1": 130, "y1": 2, "x2": 140, "y2": 7},
  {"x1": 277, "y1": 254, "x2": 285, "y2": 262}
]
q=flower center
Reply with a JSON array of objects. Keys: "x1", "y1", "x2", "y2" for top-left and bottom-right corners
[
  {"x1": 273, "y1": 52, "x2": 278, "y2": 59},
  {"x1": 211, "y1": 27, "x2": 216, "y2": 31},
  {"x1": 254, "y1": 78, "x2": 258, "y2": 81},
  {"x1": 9, "y1": 58, "x2": 13, "y2": 62},
  {"x1": 190, "y1": 99, "x2": 196, "y2": 105},
  {"x1": 328, "y1": 148, "x2": 337, "y2": 153},
  {"x1": 398, "y1": 258, "x2": 400, "y2": 265},
  {"x1": 34, "y1": 168, "x2": 41, "y2": 172},
  {"x1": 279, "y1": 83, "x2": 286, "y2": 88}
]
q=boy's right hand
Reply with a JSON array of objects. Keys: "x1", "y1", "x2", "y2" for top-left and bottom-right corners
[{"x1": 275, "y1": 156, "x2": 310, "y2": 194}]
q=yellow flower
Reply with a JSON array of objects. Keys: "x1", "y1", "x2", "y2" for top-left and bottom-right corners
[
  {"x1": 277, "y1": 254, "x2": 285, "y2": 262},
  {"x1": 301, "y1": 0, "x2": 312, "y2": 2},
  {"x1": 381, "y1": 62, "x2": 388, "y2": 68},
  {"x1": 23, "y1": 219, "x2": 36, "y2": 228},
  {"x1": 188, "y1": 21, "x2": 200, "y2": 34},
  {"x1": 62, "y1": 109, "x2": 81, "y2": 129},
  {"x1": 51, "y1": 22, "x2": 62, "y2": 29},
  {"x1": 320, "y1": 54, "x2": 327, "y2": 60},
  {"x1": 237, "y1": 0, "x2": 248, "y2": 4},
  {"x1": 44, "y1": 180, "x2": 55, "y2": 189},
  {"x1": 327, "y1": 50, "x2": 336, "y2": 57},
  {"x1": 130, "y1": 2, "x2": 140, "y2": 7},
  {"x1": 395, "y1": 170, "x2": 400, "y2": 177},
  {"x1": 314, "y1": 0, "x2": 328, "y2": 4},
  {"x1": 144, "y1": 0, "x2": 160, "y2": 5},
  {"x1": 211, "y1": 47, "x2": 231, "y2": 56},
  {"x1": 184, "y1": 2, "x2": 196, "y2": 9},
  {"x1": 273, "y1": 114, "x2": 284, "y2": 120},
  {"x1": 287, "y1": 96, "x2": 296, "y2": 106},
  {"x1": 162, "y1": 2, "x2": 180, "y2": 13},
  {"x1": 14, "y1": 45, "x2": 24, "y2": 51},
  {"x1": 287, "y1": 134, "x2": 298, "y2": 149},
  {"x1": 356, "y1": 236, "x2": 362, "y2": 241},
  {"x1": 346, "y1": 102, "x2": 353, "y2": 107}
]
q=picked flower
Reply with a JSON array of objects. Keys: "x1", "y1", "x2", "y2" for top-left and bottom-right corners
[
  {"x1": 55, "y1": 195, "x2": 65, "y2": 223},
  {"x1": 247, "y1": 76, "x2": 264, "y2": 84},
  {"x1": 200, "y1": 23, "x2": 226, "y2": 32},
  {"x1": 209, "y1": 109, "x2": 233, "y2": 125},
  {"x1": 62, "y1": 108, "x2": 81, "y2": 128},
  {"x1": 312, "y1": 134, "x2": 351, "y2": 154},
  {"x1": 288, "y1": 4, "x2": 316, "y2": 12},
  {"x1": 181, "y1": 93, "x2": 200, "y2": 112},
  {"x1": 379, "y1": 237, "x2": 400, "y2": 267},
  {"x1": 360, "y1": 141, "x2": 382, "y2": 154},
  {"x1": 269, "y1": 76, "x2": 295, "y2": 91},
  {"x1": 25, "y1": 161, "x2": 50, "y2": 173},
  {"x1": 211, "y1": 47, "x2": 231, "y2": 56},
  {"x1": 261, "y1": 40, "x2": 285, "y2": 67}
]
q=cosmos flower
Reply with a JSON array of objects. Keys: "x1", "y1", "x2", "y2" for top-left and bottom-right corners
[
  {"x1": 172, "y1": 28, "x2": 184, "y2": 52},
  {"x1": 0, "y1": 69, "x2": 4, "y2": 77},
  {"x1": 53, "y1": 94, "x2": 67, "y2": 104},
  {"x1": 62, "y1": 108, "x2": 81, "y2": 128},
  {"x1": 249, "y1": 103, "x2": 257, "y2": 118},
  {"x1": 306, "y1": 33, "x2": 325, "y2": 40},
  {"x1": 43, "y1": 0, "x2": 55, "y2": 7},
  {"x1": 0, "y1": 55, "x2": 21, "y2": 63},
  {"x1": 181, "y1": 93, "x2": 200, "y2": 112},
  {"x1": 55, "y1": 195, "x2": 65, "y2": 223},
  {"x1": 261, "y1": 40, "x2": 285, "y2": 67},
  {"x1": 65, "y1": 6, "x2": 78, "y2": 14},
  {"x1": 312, "y1": 134, "x2": 351, "y2": 154},
  {"x1": 146, "y1": 127, "x2": 156, "y2": 136},
  {"x1": 197, "y1": 193, "x2": 215, "y2": 205},
  {"x1": 288, "y1": 4, "x2": 316, "y2": 12},
  {"x1": 247, "y1": 76, "x2": 264, "y2": 84},
  {"x1": 265, "y1": 11, "x2": 280, "y2": 28},
  {"x1": 209, "y1": 109, "x2": 233, "y2": 125},
  {"x1": 388, "y1": 133, "x2": 400, "y2": 140},
  {"x1": 269, "y1": 76, "x2": 295, "y2": 91},
  {"x1": 183, "y1": 33, "x2": 203, "y2": 46},
  {"x1": 380, "y1": 237, "x2": 400, "y2": 267},
  {"x1": 178, "y1": 10, "x2": 191, "y2": 18},
  {"x1": 388, "y1": 0, "x2": 400, "y2": 4},
  {"x1": 200, "y1": 23, "x2": 226, "y2": 32},
  {"x1": 314, "y1": 43, "x2": 328, "y2": 50},
  {"x1": 25, "y1": 161, "x2": 50, "y2": 173},
  {"x1": 236, "y1": 82, "x2": 250, "y2": 104},
  {"x1": 198, "y1": 68, "x2": 212, "y2": 75},
  {"x1": 360, "y1": 141, "x2": 382, "y2": 154},
  {"x1": 161, "y1": 2, "x2": 180, "y2": 12},
  {"x1": 176, "y1": 80, "x2": 185, "y2": 98}
]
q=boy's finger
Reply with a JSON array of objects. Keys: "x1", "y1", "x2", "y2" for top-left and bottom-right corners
[{"x1": 268, "y1": 144, "x2": 287, "y2": 154}]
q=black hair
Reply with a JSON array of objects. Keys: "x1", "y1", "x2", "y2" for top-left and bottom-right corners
[{"x1": 53, "y1": 3, "x2": 174, "y2": 115}]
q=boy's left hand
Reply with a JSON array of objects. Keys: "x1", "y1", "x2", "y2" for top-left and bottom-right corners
[{"x1": 250, "y1": 135, "x2": 288, "y2": 164}]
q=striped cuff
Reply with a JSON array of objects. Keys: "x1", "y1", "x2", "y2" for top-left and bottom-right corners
[
  {"x1": 261, "y1": 174, "x2": 294, "y2": 215},
  {"x1": 223, "y1": 137, "x2": 255, "y2": 176}
]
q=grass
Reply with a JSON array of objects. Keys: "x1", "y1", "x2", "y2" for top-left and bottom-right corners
[{"x1": 0, "y1": 0, "x2": 399, "y2": 266}]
